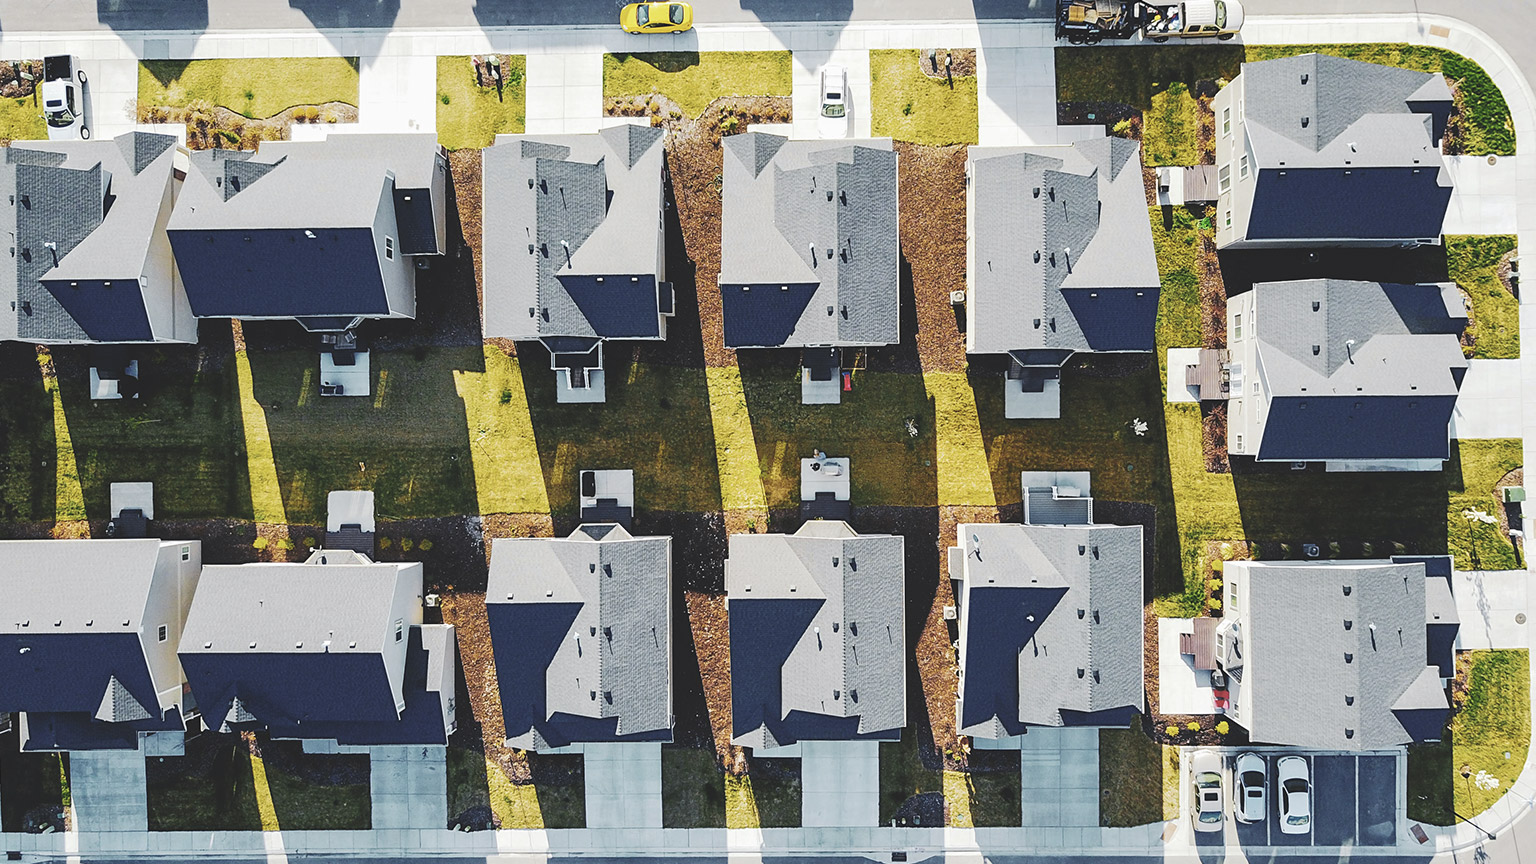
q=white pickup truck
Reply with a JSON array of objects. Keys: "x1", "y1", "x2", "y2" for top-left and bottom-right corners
[
  {"x1": 1056, "y1": 0, "x2": 1243, "y2": 44},
  {"x1": 42, "y1": 54, "x2": 88, "y2": 140}
]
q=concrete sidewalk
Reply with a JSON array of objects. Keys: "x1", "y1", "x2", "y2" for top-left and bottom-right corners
[{"x1": 1453, "y1": 358, "x2": 1524, "y2": 440}]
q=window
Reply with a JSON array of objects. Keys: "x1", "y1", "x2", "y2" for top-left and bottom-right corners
[
  {"x1": 384, "y1": 236, "x2": 395, "y2": 261},
  {"x1": 1239, "y1": 154, "x2": 1249, "y2": 178},
  {"x1": 1224, "y1": 209, "x2": 1232, "y2": 228},
  {"x1": 1235, "y1": 433, "x2": 1243, "y2": 449},
  {"x1": 395, "y1": 620, "x2": 404, "y2": 643},
  {"x1": 1229, "y1": 580, "x2": 1238, "y2": 611},
  {"x1": 1252, "y1": 382, "x2": 1259, "y2": 395},
  {"x1": 1233, "y1": 313, "x2": 1242, "y2": 340},
  {"x1": 157, "y1": 624, "x2": 168, "y2": 643},
  {"x1": 181, "y1": 545, "x2": 191, "y2": 562},
  {"x1": 1222, "y1": 106, "x2": 1231, "y2": 137},
  {"x1": 1218, "y1": 164, "x2": 1231, "y2": 193}
]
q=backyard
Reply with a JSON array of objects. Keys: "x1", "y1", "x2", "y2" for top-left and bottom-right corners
[
  {"x1": 436, "y1": 55, "x2": 526, "y2": 151},
  {"x1": 870, "y1": 49, "x2": 979, "y2": 146}
]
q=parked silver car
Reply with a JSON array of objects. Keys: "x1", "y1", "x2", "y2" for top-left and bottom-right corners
[
  {"x1": 1234, "y1": 751, "x2": 1266, "y2": 823},
  {"x1": 1191, "y1": 749, "x2": 1224, "y2": 832},
  {"x1": 818, "y1": 64, "x2": 849, "y2": 138},
  {"x1": 1278, "y1": 755, "x2": 1312, "y2": 835}
]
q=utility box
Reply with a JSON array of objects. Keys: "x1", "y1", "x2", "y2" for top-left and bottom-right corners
[{"x1": 1503, "y1": 487, "x2": 1526, "y2": 504}]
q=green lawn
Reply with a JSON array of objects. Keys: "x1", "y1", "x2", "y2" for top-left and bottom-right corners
[
  {"x1": 742, "y1": 758, "x2": 801, "y2": 828},
  {"x1": 1099, "y1": 724, "x2": 1168, "y2": 827},
  {"x1": 1143, "y1": 82, "x2": 1202, "y2": 165},
  {"x1": 1245, "y1": 44, "x2": 1514, "y2": 155},
  {"x1": 603, "y1": 51, "x2": 792, "y2": 118},
  {"x1": 964, "y1": 753, "x2": 1021, "y2": 827},
  {"x1": 1447, "y1": 440, "x2": 1524, "y2": 571},
  {"x1": 0, "y1": 93, "x2": 44, "y2": 141},
  {"x1": 661, "y1": 746, "x2": 726, "y2": 828},
  {"x1": 1446, "y1": 235, "x2": 1520, "y2": 359},
  {"x1": 139, "y1": 57, "x2": 360, "y2": 118},
  {"x1": 436, "y1": 55, "x2": 526, "y2": 151},
  {"x1": 445, "y1": 746, "x2": 584, "y2": 829},
  {"x1": 147, "y1": 740, "x2": 368, "y2": 831},
  {"x1": 1409, "y1": 650, "x2": 1530, "y2": 823},
  {"x1": 870, "y1": 49, "x2": 978, "y2": 146},
  {"x1": 879, "y1": 737, "x2": 944, "y2": 825},
  {"x1": 1056, "y1": 45, "x2": 1244, "y2": 111}
]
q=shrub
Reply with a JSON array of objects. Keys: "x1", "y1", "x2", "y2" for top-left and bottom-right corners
[
  {"x1": 499, "y1": 387, "x2": 513, "y2": 404},
  {"x1": 401, "y1": 538, "x2": 414, "y2": 553},
  {"x1": 252, "y1": 537, "x2": 268, "y2": 550},
  {"x1": 1215, "y1": 720, "x2": 1230, "y2": 735},
  {"x1": 1112, "y1": 118, "x2": 1133, "y2": 135},
  {"x1": 1328, "y1": 541, "x2": 1342, "y2": 558},
  {"x1": 902, "y1": 101, "x2": 914, "y2": 116},
  {"x1": 1186, "y1": 721, "x2": 1200, "y2": 732},
  {"x1": 303, "y1": 537, "x2": 317, "y2": 548},
  {"x1": 1361, "y1": 542, "x2": 1374, "y2": 556},
  {"x1": 440, "y1": 93, "x2": 451, "y2": 105},
  {"x1": 1219, "y1": 542, "x2": 1234, "y2": 560},
  {"x1": 379, "y1": 537, "x2": 393, "y2": 549},
  {"x1": 276, "y1": 538, "x2": 293, "y2": 551},
  {"x1": 1166, "y1": 724, "x2": 1180, "y2": 737},
  {"x1": 1211, "y1": 559, "x2": 1224, "y2": 573},
  {"x1": 419, "y1": 539, "x2": 433, "y2": 551},
  {"x1": 1206, "y1": 578, "x2": 1222, "y2": 592},
  {"x1": 1280, "y1": 543, "x2": 1293, "y2": 557},
  {"x1": 1207, "y1": 597, "x2": 1222, "y2": 611}
]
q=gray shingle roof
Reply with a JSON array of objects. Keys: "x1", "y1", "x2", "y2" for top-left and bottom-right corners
[
  {"x1": 183, "y1": 556, "x2": 417, "y2": 655},
  {"x1": 954, "y1": 523, "x2": 1143, "y2": 737},
  {"x1": 0, "y1": 538, "x2": 167, "y2": 633},
  {"x1": 1254, "y1": 279, "x2": 1466, "y2": 397},
  {"x1": 718, "y1": 133, "x2": 900, "y2": 349},
  {"x1": 1234, "y1": 560, "x2": 1448, "y2": 749},
  {"x1": 486, "y1": 524, "x2": 672, "y2": 748},
  {"x1": 482, "y1": 125, "x2": 668, "y2": 342},
  {"x1": 726, "y1": 521, "x2": 905, "y2": 749},
  {"x1": 966, "y1": 137, "x2": 1159, "y2": 357},
  {"x1": 0, "y1": 132, "x2": 177, "y2": 342},
  {"x1": 1241, "y1": 54, "x2": 1452, "y2": 169}
]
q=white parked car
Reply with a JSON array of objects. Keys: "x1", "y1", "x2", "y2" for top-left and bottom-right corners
[
  {"x1": 818, "y1": 64, "x2": 849, "y2": 139},
  {"x1": 42, "y1": 54, "x2": 88, "y2": 140},
  {"x1": 1234, "y1": 752, "x2": 1266, "y2": 823},
  {"x1": 1278, "y1": 755, "x2": 1312, "y2": 835},
  {"x1": 1190, "y1": 749, "x2": 1224, "y2": 832}
]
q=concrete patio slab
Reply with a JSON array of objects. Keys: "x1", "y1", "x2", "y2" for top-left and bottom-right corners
[{"x1": 1157, "y1": 618, "x2": 1216, "y2": 715}]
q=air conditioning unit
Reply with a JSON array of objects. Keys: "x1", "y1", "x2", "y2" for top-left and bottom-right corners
[
  {"x1": 1303, "y1": 543, "x2": 1321, "y2": 558},
  {"x1": 943, "y1": 605, "x2": 957, "y2": 620},
  {"x1": 948, "y1": 290, "x2": 966, "y2": 307}
]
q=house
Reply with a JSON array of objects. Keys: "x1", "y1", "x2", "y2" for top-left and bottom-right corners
[
  {"x1": 167, "y1": 133, "x2": 447, "y2": 333},
  {"x1": 0, "y1": 132, "x2": 193, "y2": 349},
  {"x1": 1213, "y1": 557, "x2": 1458, "y2": 749},
  {"x1": 950, "y1": 473, "x2": 1143, "y2": 739},
  {"x1": 482, "y1": 124, "x2": 670, "y2": 403},
  {"x1": 1213, "y1": 53, "x2": 1454, "y2": 249},
  {"x1": 179, "y1": 550, "x2": 456, "y2": 749},
  {"x1": 965, "y1": 137, "x2": 1159, "y2": 419},
  {"x1": 0, "y1": 538, "x2": 201, "y2": 753},
  {"x1": 1223, "y1": 278, "x2": 1467, "y2": 468},
  {"x1": 718, "y1": 133, "x2": 899, "y2": 405},
  {"x1": 485, "y1": 522, "x2": 673, "y2": 750},
  {"x1": 726, "y1": 521, "x2": 905, "y2": 750}
]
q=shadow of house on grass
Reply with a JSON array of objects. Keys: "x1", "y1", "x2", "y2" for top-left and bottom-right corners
[
  {"x1": 245, "y1": 342, "x2": 484, "y2": 526},
  {"x1": 738, "y1": 352, "x2": 938, "y2": 512},
  {"x1": 51, "y1": 323, "x2": 243, "y2": 526},
  {"x1": 520, "y1": 349, "x2": 722, "y2": 518},
  {"x1": 973, "y1": 358, "x2": 1182, "y2": 596},
  {"x1": 0, "y1": 342, "x2": 64, "y2": 527}
]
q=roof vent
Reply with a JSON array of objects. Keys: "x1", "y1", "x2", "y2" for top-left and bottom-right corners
[
  {"x1": 1344, "y1": 652, "x2": 1354, "y2": 663},
  {"x1": 1033, "y1": 318, "x2": 1041, "y2": 329},
  {"x1": 1312, "y1": 301, "x2": 1320, "y2": 312},
  {"x1": 1301, "y1": 73, "x2": 1309, "y2": 84},
  {"x1": 1343, "y1": 585, "x2": 1352, "y2": 596},
  {"x1": 1344, "y1": 619, "x2": 1352, "y2": 630},
  {"x1": 1345, "y1": 728, "x2": 1355, "y2": 739},
  {"x1": 832, "y1": 557, "x2": 839, "y2": 567},
  {"x1": 1077, "y1": 609, "x2": 1085, "y2": 619},
  {"x1": 1301, "y1": 116, "x2": 1310, "y2": 128},
  {"x1": 295, "y1": 641, "x2": 303, "y2": 649},
  {"x1": 1312, "y1": 345, "x2": 1320, "y2": 355},
  {"x1": 1345, "y1": 695, "x2": 1355, "y2": 705},
  {"x1": 1077, "y1": 667, "x2": 1085, "y2": 678},
  {"x1": 1093, "y1": 669, "x2": 1100, "y2": 682},
  {"x1": 1349, "y1": 142, "x2": 1357, "y2": 152},
  {"x1": 1032, "y1": 187, "x2": 1040, "y2": 198},
  {"x1": 826, "y1": 190, "x2": 833, "y2": 201},
  {"x1": 249, "y1": 641, "x2": 257, "y2": 649},
  {"x1": 1078, "y1": 545, "x2": 1086, "y2": 555}
]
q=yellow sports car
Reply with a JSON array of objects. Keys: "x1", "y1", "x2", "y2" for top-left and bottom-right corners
[{"x1": 621, "y1": 2, "x2": 693, "y2": 34}]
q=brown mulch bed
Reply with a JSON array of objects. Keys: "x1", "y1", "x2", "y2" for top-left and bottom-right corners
[
  {"x1": 606, "y1": 94, "x2": 791, "y2": 369},
  {"x1": 1459, "y1": 285, "x2": 1480, "y2": 354},
  {"x1": 447, "y1": 149, "x2": 486, "y2": 316},
  {"x1": 137, "y1": 101, "x2": 357, "y2": 151},
  {"x1": 1202, "y1": 402, "x2": 1229, "y2": 474},
  {"x1": 918, "y1": 49, "x2": 977, "y2": 80},
  {"x1": 1499, "y1": 249, "x2": 1520, "y2": 299},
  {"x1": 1194, "y1": 88, "x2": 1217, "y2": 165},
  {"x1": 897, "y1": 143, "x2": 968, "y2": 374},
  {"x1": 1496, "y1": 467, "x2": 1525, "y2": 542},
  {"x1": 1197, "y1": 228, "x2": 1226, "y2": 348},
  {"x1": 686, "y1": 590, "x2": 743, "y2": 772},
  {"x1": 0, "y1": 61, "x2": 41, "y2": 98}
]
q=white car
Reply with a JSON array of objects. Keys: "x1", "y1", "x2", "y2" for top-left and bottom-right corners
[
  {"x1": 42, "y1": 54, "x2": 88, "y2": 140},
  {"x1": 1278, "y1": 755, "x2": 1312, "y2": 835},
  {"x1": 1234, "y1": 752, "x2": 1266, "y2": 823},
  {"x1": 1190, "y1": 749, "x2": 1224, "y2": 832},
  {"x1": 818, "y1": 64, "x2": 849, "y2": 139}
]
